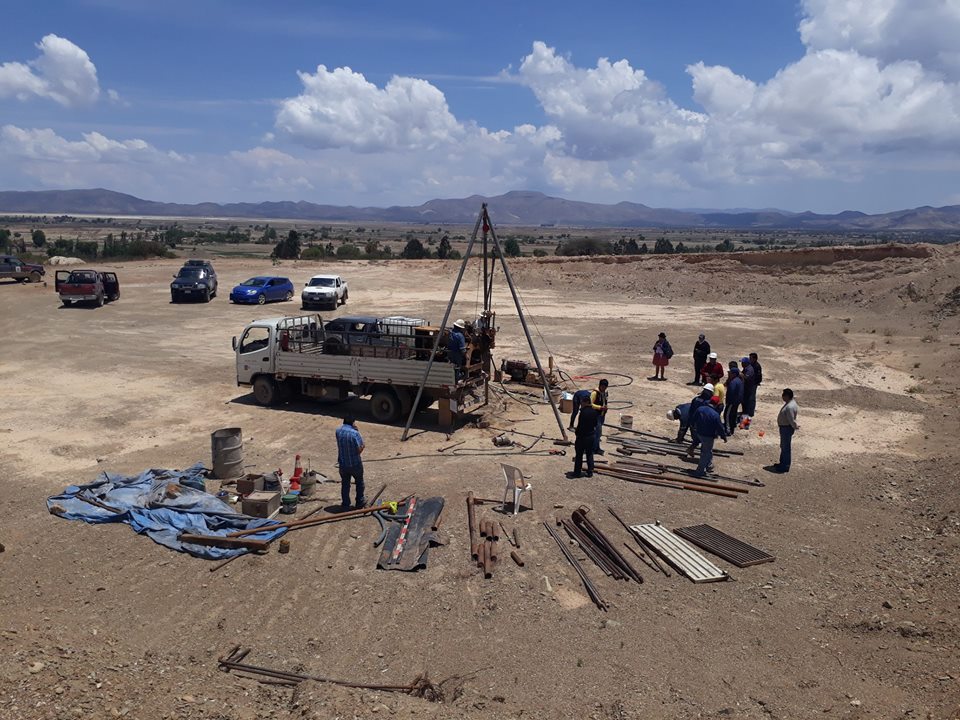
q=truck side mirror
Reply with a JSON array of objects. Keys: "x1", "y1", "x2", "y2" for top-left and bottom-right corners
[
  {"x1": 304, "y1": 282, "x2": 308, "y2": 286},
  {"x1": 231, "y1": 336, "x2": 238, "y2": 351}
]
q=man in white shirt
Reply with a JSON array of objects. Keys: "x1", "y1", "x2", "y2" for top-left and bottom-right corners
[{"x1": 773, "y1": 388, "x2": 799, "y2": 473}]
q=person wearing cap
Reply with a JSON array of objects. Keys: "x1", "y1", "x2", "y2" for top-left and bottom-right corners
[
  {"x1": 741, "y1": 356, "x2": 757, "y2": 419},
  {"x1": 447, "y1": 319, "x2": 468, "y2": 381},
  {"x1": 650, "y1": 332, "x2": 673, "y2": 381},
  {"x1": 570, "y1": 393, "x2": 599, "y2": 478},
  {"x1": 771, "y1": 388, "x2": 799, "y2": 473},
  {"x1": 682, "y1": 384, "x2": 714, "y2": 450},
  {"x1": 724, "y1": 366, "x2": 744, "y2": 435},
  {"x1": 668, "y1": 401, "x2": 692, "y2": 443},
  {"x1": 701, "y1": 353, "x2": 724, "y2": 384},
  {"x1": 690, "y1": 334, "x2": 711, "y2": 385},
  {"x1": 589, "y1": 379, "x2": 609, "y2": 454},
  {"x1": 691, "y1": 396, "x2": 727, "y2": 477},
  {"x1": 335, "y1": 415, "x2": 366, "y2": 511}
]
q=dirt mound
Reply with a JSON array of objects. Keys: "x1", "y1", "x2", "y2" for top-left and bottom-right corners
[{"x1": 682, "y1": 243, "x2": 932, "y2": 268}]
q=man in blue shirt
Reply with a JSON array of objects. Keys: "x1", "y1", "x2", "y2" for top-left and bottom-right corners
[
  {"x1": 692, "y1": 396, "x2": 727, "y2": 477},
  {"x1": 335, "y1": 415, "x2": 365, "y2": 511},
  {"x1": 447, "y1": 319, "x2": 468, "y2": 381}
]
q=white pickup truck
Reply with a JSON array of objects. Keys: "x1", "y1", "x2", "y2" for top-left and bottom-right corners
[
  {"x1": 232, "y1": 314, "x2": 487, "y2": 427},
  {"x1": 301, "y1": 274, "x2": 347, "y2": 310}
]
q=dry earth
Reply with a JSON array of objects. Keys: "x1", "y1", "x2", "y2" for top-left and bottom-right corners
[{"x1": 0, "y1": 244, "x2": 958, "y2": 719}]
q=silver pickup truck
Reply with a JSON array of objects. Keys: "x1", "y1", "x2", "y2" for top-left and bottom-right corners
[{"x1": 233, "y1": 313, "x2": 486, "y2": 427}]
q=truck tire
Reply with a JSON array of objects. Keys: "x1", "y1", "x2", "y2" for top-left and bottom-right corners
[
  {"x1": 252, "y1": 376, "x2": 279, "y2": 406},
  {"x1": 28, "y1": 272, "x2": 41, "y2": 283},
  {"x1": 341, "y1": 289, "x2": 348, "y2": 305},
  {"x1": 370, "y1": 388, "x2": 401, "y2": 423},
  {"x1": 109, "y1": 291, "x2": 120, "y2": 301},
  {"x1": 204, "y1": 288, "x2": 211, "y2": 303},
  {"x1": 96, "y1": 293, "x2": 104, "y2": 307}
]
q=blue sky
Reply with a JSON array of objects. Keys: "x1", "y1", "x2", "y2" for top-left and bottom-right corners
[{"x1": 2, "y1": 0, "x2": 959, "y2": 213}]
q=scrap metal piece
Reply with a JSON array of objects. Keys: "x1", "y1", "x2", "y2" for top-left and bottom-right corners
[
  {"x1": 630, "y1": 522, "x2": 728, "y2": 583},
  {"x1": 673, "y1": 524, "x2": 775, "y2": 568}
]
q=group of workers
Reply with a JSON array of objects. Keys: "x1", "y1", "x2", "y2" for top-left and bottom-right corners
[{"x1": 565, "y1": 332, "x2": 800, "y2": 482}]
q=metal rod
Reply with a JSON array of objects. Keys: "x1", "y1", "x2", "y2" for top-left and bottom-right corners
[
  {"x1": 484, "y1": 205, "x2": 569, "y2": 443},
  {"x1": 467, "y1": 492, "x2": 478, "y2": 560},
  {"x1": 228, "y1": 503, "x2": 392, "y2": 538},
  {"x1": 400, "y1": 210, "x2": 483, "y2": 441},
  {"x1": 543, "y1": 521, "x2": 607, "y2": 611},
  {"x1": 607, "y1": 506, "x2": 670, "y2": 576}
]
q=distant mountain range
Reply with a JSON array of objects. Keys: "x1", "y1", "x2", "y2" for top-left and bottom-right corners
[{"x1": 2, "y1": 188, "x2": 960, "y2": 231}]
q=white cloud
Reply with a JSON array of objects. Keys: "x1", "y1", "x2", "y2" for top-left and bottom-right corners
[
  {"x1": 0, "y1": 35, "x2": 100, "y2": 107},
  {"x1": 275, "y1": 65, "x2": 464, "y2": 151}
]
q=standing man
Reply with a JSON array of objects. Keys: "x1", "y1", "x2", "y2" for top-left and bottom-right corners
[
  {"x1": 590, "y1": 379, "x2": 609, "y2": 455},
  {"x1": 691, "y1": 334, "x2": 711, "y2": 385},
  {"x1": 750, "y1": 352, "x2": 763, "y2": 415},
  {"x1": 725, "y1": 366, "x2": 744, "y2": 435},
  {"x1": 571, "y1": 394, "x2": 599, "y2": 478},
  {"x1": 710, "y1": 372, "x2": 726, "y2": 414},
  {"x1": 335, "y1": 415, "x2": 365, "y2": 511},
  {"x1": 447, "y1": 319, "x2": 467, "y2": 381},
  {"x1": 701, "y1": 353, "x2": 724, "y2": 384},
  {"x1": 740, "y1": 357, "x2": 757, "y2": 419},
  {"x1": 773, "y1": 389, "x2": 799, "y2": 473},
  {"x1": 692, "y1": 396, "x2": 727, "y2": 477}
]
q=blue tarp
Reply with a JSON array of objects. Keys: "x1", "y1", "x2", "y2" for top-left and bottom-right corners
[{"x1": 46, "y1": 463, "x2": 287, "y2": 560}]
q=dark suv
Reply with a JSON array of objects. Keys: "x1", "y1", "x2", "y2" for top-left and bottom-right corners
[
  {"x1": 171, "y1": 261, "x2": 218, "y2": 302},
  {"x1": 0, "y1": 255, "x2": 45, "y2": 283}
]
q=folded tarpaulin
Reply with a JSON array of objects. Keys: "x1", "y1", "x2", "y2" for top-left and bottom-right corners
[{"x1": 46, "y1": 463, "x2": 287, "y2": 560}]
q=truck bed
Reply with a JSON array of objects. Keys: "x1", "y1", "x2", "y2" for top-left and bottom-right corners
[{"x1": 275, "y1": 350, "x2": 458, "y2": 388}]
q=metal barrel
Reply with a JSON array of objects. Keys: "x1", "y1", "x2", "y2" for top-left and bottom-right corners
[{"x1": 211, "y1": 427, "x2": 243, "y2": 479}]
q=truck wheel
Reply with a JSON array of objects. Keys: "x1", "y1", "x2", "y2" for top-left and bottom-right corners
[
  {"x1": 29, "y1": 272, "x2": 41, "y2": 283},
  {"x1": 171, "y1": 293, "x2": 178, "y2": 303},
  {"x1": 96, "y1": 293, "x2": 104, "y2": 307},
  {"x1": 341, "y1": 290, "x2": 348, "y2": 305},
  {"x1": 204, "y1": 289, "x2": 211, "y2": 303},
  {"x1": 110, "y1": 292, "x2": 120, "y2": 301},
  {"x1": 253, "y1": 376, "x2": 279, "y2": 406},
  {"x1": 370, "y1": 388, "x2": 401, "y2": 423}
]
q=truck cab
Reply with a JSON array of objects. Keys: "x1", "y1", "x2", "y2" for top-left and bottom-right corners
[{"x1": 55, "y1": 269, "x2": 120, "y2": 307}]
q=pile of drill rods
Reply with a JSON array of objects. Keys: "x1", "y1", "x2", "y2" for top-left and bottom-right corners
[
  {"x1": 467, "y1": 492, "x2": 502, "y2": 578},
  {"x1": 612, "y1": 434, "x2": 742, "y2": 458},
  {"x1": 594, "y1": 464, "x2": 743, "y2": 499},
  {"x1": 559, "y1": 506, "x2": 643, "y2": 583},
  {"x1": 599, "y1": 460, "x2": 750, "y2": 494},
  {"x1": 219, "y1": 646, "x2": 418, "y2": 693},
  {"x1": 543, "y1": 521, "x2": 608, "y2": 611},
  {"x1": 607, "y1": 507, "x2": 672, "y2": 577},
  {"x1": 610, "y1": 454, "x2": 763, "y2": 487}
]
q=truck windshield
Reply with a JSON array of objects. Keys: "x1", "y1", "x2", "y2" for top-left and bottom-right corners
[
  {"x1": 67, "y1": 272, "x2": 96, "y2": 283},
  {"x1": 177, "y1": 268, "x2": 203, "y2": 278},
  {"x1": 308, "y1": 278, "x2": 336, "y2": 287}
]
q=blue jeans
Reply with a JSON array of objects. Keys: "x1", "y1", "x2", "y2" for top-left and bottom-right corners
[
  {"x1": 570, "y1": 390, "x2": 591, "y2": 427},
  {"x1": 594, "y1": 416, "x2": 605, "y2": 452},
  {"x1": 339, "y1": 465, "x2": 365, "y2": 508},
  {"x1": 778, "y1": 426, "x2": 794, "y2": 471},
  {"x1": 695, "y1": 434, "x2": 715, "y2": 476}
]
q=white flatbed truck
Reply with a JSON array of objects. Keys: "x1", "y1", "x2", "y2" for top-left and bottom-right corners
[{"x1": 233, "y1": 314, "x2": 487, "y2": 426}]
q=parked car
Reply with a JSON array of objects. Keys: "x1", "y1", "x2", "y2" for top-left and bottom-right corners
[
  {"x1": 301, "y1": 274, "x2": 348, "y2": 310},
  {"x1": 0, "y1": 255, "x2": 45, "y2": 283},
  {"x1": 171, "y1": 265, "x2": 217, "y2": 302},
  {"x1": 54, "y1": 269, "x2": 120, "y2": 307},
  {"x1": 229, "y1": 276, "x2": 294, "y2": 305}
]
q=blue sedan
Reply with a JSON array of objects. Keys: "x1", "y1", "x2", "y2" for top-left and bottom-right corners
[{"x1": 229, "y1": 276, "x2": 295, "y2": 305}]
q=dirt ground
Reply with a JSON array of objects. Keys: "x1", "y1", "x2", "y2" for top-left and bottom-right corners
[{"x1": 0, "y1": 244, "x2": 958, "y2": 719}]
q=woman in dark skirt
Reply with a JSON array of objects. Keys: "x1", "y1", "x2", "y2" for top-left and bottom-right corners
[{"x1": 651, "y1": 332, "x2": 673, "y2": 381}]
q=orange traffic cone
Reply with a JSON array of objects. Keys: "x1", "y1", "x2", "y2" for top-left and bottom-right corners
[{"x1": 290, "y1": 454, "x2": 303, "y2": 491}]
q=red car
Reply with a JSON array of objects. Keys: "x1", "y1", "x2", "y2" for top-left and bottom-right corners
[{"x1": 55, "y1": 269, "x2": 120, "y2": 307}]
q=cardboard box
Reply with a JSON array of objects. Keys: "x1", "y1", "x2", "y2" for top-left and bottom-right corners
[
  {"x1": 242, "y1": 491, "x2": 281, "y2": 518},
  {"x1": 560, "y1": 392, "x2": 574, "y2": 414}
]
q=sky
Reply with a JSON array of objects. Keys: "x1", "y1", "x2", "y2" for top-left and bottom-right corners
[{"x1": 2, "y1": 0, "x2": 959, "y2": 214}]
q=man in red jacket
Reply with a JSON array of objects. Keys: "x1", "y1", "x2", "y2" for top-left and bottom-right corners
[{"x1": 700, "y1": 352, "x2": 724, "y2": 384}]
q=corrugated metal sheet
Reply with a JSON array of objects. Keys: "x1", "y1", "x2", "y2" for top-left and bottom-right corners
[
  {"x1": 275, "y1": 353, "x2": 456, "y2": 388},
  {"x1": 673, "y1": 524, "x2": 775, "y2": 568},
  {"x1": 630, "y1": 523, "x2": 729, "y2": 583}
]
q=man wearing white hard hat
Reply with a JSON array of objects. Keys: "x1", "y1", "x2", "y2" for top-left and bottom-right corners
[
  {"x1": 700, "y1": 352, "x2": 723, "y2": 385},
  {"x1": 447, "y1": 319, "x2": 467, "y2": 381}
]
